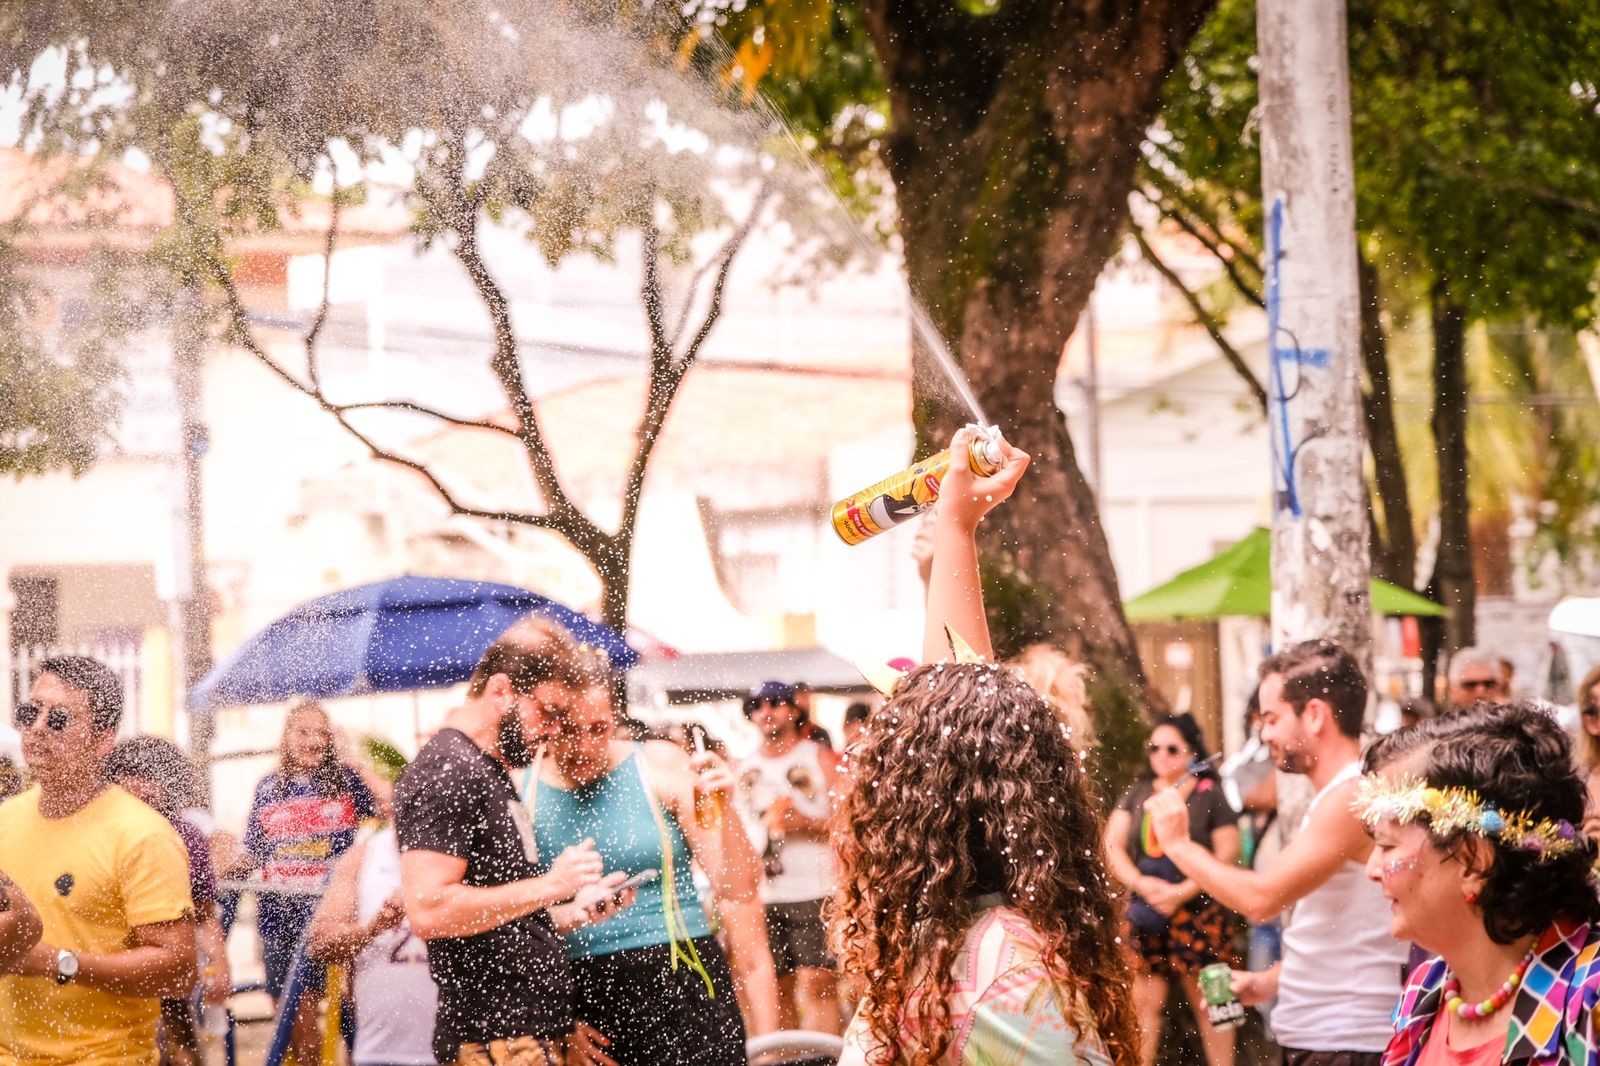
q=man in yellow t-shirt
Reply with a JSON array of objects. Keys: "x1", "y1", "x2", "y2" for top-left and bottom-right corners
[{"x1": 0, "y1": 656, "x2": 197, "y2": 1066}]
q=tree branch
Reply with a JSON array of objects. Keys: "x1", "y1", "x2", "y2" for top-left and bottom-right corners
[
  {"x1": 640, "y1": 207, "x2": 671, "y2": 363},
  {"x1": 1141, "y1": 185, "x2": 1265, "y2": 308},
  {"x1": 676, "y1": 182, "x2": 773, "y2": 377},
  {"x1": 428, "y1": 139, "x2": 603, "y2": 551},
  {"x1": 337, "y1": 400, "x2": 521, "y2": 436},
  {"x1": 165, "y1": 177, "x2": 572, "y2": 540},
  {"x1": 1132, "y1": 226, "x2": 1268, "y2": 413},
  {"x1": 1140, "y1": 167, "x2": 1265, "y2": 290},
  {"x1": 616, "y1": 182, "x2": 774, "y2": 546},
  {"x1": 666, "y1": 251, "x2": 723, "y2": 352},
  {"x1": 303, "y1": 189, "x2": 339, "y2": 394}
]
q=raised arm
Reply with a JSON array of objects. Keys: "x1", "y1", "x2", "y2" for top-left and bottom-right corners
[
  {"x1": 1146, "y1": 778, "x2": 1369, "y2": 923},
  {"x1": 922, "y1": 426, "x2": 1029, "y2": 664}
]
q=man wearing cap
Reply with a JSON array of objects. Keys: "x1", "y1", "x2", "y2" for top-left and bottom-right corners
[{"x1": 734, "y1": 681, "x2": 842, "y2": 1034}]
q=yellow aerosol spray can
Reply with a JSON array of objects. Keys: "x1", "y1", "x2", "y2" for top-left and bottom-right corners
[{"x1": 830, "y1": 426, "x2": 1005, "y2": 546}]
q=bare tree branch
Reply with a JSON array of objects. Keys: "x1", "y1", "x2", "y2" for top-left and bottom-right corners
[
  {"x1": 209, "y1": 259, "x2": 556, "y2": 530},
  {"x1": 427, "y1": 137, "x2": 603, "y2": 551},
  {"x1": 616, "y1": 181, "x2": 774, "y2": 549},
  {"x1": 1139, "y1": 166, "x2": 1265, "y2": 286},
  {"x1": 303, "y1": 189, "x2": 339, "y2": 393},
  {"x1": 166, "y1": 179, "x2": 568, "y2": 536},
  {"x1": 640, "y1": 207, "x2": 671, "y2": 363},
  {"x1": 338, "y1": 400, "x2": 522, "y2": 436},
  {"x1": 1131, "y1": 226, "x2": 1268, "y2": 413},
  {"x1": 666, "y1": 249, "x2": 725, "y2": 351},
  {"x1": 676, "y1": 182, "x2": 773, "y2": 379},
  {"x1": 1139, "y1": 184, "x2": 1266, "y2": 309}
]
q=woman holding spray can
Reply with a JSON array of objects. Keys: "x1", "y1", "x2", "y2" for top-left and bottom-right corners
[{"x1": 832, "y1": 426, "x2": 1140, "y2": 1066}]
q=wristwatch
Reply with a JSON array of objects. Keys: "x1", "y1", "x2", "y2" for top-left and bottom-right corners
[{"x1": 54, "y1": 949, "x2": 78, "y2": 986}]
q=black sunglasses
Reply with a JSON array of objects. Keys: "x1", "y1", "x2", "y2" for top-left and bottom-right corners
[
  {"x1": 1146, "y1": 742, "x2": 1186, "y2": 757},
  {"x1": 1458, "y1": 678, "x2": 1499, "y2": 691},
  {"x1": 1583, "y1": 706, "x2": 1600, "y2": 721},
  {"x1": 14, "y1": 703, "x2": 71, "y2": 732}
]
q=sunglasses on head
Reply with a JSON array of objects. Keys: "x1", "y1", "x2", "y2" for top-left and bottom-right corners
[
  {"x1": 14, "y1": 703, "x2": 71, "y2": 732},
  {"x1": 1146, "y1": 742, "x2": 1186, "y2": 757}
]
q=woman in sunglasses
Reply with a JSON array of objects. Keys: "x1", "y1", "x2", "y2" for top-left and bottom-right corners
[
  {"x1": 1105, "y1": 714, "x2": 1240, "y2": 1066},
  {"x1": 1574, "y1": 664, "x2": 1600, "y2": 843}
]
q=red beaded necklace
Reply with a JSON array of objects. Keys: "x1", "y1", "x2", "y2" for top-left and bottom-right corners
[{"x1": 1442, "y1": 949, "x2": 1535, "y2": 1021}]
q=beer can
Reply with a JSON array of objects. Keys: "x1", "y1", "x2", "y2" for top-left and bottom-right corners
[
  {"x1": 830, "y1": 427, "x2": 1005, "y2": 546},
  {"x1": 1198, "y1": 963, "x2": 1246, "y2": 1029}
]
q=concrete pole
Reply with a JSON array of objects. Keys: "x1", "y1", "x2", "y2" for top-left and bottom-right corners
[{"x1": 1257, "y1": 0, "x2": 1373, "y2": 670}]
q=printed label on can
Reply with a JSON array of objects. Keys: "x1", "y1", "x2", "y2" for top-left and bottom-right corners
[
  {"x1": 830, "y1": 449, "x2": 955, "y2": 545},
  {"x1": 1206, "y1": 1000, "x2": 1246, "y2": 1029}
]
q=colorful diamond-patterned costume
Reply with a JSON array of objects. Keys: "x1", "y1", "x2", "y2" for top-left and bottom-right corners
[
  {"x1": 1384, "y1": 915, "x2": 1600, "y2": 1065},
  {"x1": 839, "y1": 899, "x2": 1113, "y2": 1066}
]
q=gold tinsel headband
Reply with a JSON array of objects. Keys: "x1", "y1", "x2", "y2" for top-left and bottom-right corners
[{"x1": 1352, "y1": 775, "x2": 1582, "y2": 860}]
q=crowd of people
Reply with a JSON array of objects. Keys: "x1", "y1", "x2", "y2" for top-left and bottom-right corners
[{"x1": 2, "y1": 428, "x2": 1600, "y2": 1066}]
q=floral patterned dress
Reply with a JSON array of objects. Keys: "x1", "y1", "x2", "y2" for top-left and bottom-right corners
[{"x1": 839, "y1": 897, "x2": 1113, "y2": 1066}]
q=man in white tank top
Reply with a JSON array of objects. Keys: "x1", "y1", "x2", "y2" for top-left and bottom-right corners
[
  {"x1": 1147, "y1": 640, "x2": 1408, "y2": 1066},
  {"x1": 735, "y1": 680, "x2": 843, "y2": 1034}
]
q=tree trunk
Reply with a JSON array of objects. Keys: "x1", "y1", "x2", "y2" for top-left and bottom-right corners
[
  {"x1": 1357, "y1": 252, "x2": 1415, "y2": 589},
  {"x1": 862, "y1": 0, "x2": 1216, "y2": 722},
  {"x1": 1423, "y1": 282, "x2": 1474, "y2": 696}
]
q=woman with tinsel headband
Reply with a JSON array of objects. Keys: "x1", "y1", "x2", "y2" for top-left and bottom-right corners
[{"x1": 1357, "y1": 702, "x2": 1600, "y2": 1065}]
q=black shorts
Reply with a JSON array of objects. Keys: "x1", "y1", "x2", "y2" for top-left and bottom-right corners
[
  {"x1": 1282, "y1": 1051, "x2": 1383, "y2": 1066},
  {"x1": 572, "y1": 936, "x2": 746, "y2": 1066},
  {"x1": 765, "y1": 898, "x2": 834, "y2": 977}
]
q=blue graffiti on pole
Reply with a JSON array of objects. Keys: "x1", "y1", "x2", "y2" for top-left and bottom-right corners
[{"x1": 1265, "y1": 198, "x2": 1332, "y2": 518}]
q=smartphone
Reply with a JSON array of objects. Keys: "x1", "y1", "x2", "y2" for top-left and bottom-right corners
[{"x1": 616, "y1": 869, "x2": 660, "y2": 893}]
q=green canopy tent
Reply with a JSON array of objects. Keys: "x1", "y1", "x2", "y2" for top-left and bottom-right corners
[{"x1": 1124, "y1": 527, "x2": 1446, "y2": 622}]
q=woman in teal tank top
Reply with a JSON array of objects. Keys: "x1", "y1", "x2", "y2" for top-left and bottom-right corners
[{"x1": 525, "y1": 683, "x2": 753, "y2": 1066}]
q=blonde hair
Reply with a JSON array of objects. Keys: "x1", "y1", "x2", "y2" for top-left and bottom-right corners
[
  {"x1": 1576, "y1": 664, "x2": 1600, "y2": 771},
  {"x1": 1008, "y1": 644, "x2": 1095, "y2": 750}
]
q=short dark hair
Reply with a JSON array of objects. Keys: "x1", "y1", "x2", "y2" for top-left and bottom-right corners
[
  {"x1": 467, "y1": 622, "x2": 601, "y2": 697},
  {"x1": 104, "y1": 736, "x2": 197, "y2": 814},
  {"x1": 843, "y1": 701, "x2": 872, "y2": 726},
  {"x1": 37, "y1": 655, "x2": 123, "y2": 733},
  {"x1": 1368, "y1": 702, "x2": 1600, "y2": 944},
  {"x1": 1259, "y1": 639, "x2": 1366, "y2": 739}
]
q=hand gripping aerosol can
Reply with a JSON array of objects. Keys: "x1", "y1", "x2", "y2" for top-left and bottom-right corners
[{"x1": 830, "y1": 425, "x2": 1005, "y2": 546}]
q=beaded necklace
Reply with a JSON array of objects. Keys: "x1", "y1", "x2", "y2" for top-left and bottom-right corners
[{"x1": 1442, "y1": 948, "x2": 1535, "y2": 1020}]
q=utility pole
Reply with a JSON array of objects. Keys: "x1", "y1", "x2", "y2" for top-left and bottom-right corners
[
  {"x1": 169, "y1": 283, "x2": 216, "y2": 798},
  {"x1": 1257, "y1": 0, "x2": 1373, "y2": 671}
]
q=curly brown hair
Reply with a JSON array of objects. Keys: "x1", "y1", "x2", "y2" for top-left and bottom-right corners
[{"x1": 828, "y1": 662, "x2": 1139, "y2": 1066}]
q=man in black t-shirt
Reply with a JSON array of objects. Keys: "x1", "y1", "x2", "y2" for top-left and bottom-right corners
[{"x1": 397, "y1": 626, "x2": 632, "y2": 1065}]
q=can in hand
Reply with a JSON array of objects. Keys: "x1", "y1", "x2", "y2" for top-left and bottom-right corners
[
  {"x1": 830, "y1": 425, "x2": 1005, "y2": 545},
  {"x1": 1198, "y1": 963, "x2": 1246, "y2": 1029}
]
